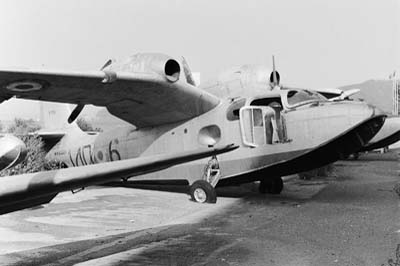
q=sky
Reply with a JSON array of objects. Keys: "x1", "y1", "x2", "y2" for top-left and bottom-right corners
[{"x1": 0, "y1": 0, "x2": 398, "y2": 120}]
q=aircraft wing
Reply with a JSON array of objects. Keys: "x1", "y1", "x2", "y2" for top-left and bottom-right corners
[
  {"x1": 0, "y1": 144, "x2": 238, "y2": 215},
  {"x1": 0, "y1": 68, "x2": 220, "y2": 128}
]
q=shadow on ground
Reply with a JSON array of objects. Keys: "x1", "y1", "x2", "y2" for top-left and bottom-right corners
[{"x1": 3, "y1": 150, "x2": 398, "y2": 266}]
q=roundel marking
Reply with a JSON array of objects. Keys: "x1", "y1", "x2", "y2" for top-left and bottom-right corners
[{"x1": 6, "y1": 80, "x2": 44, "y2": 92}]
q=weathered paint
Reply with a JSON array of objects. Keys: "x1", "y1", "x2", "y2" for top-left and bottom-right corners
[{"x1": 45, "y1": 87, "x2": 382, "y2": 185}]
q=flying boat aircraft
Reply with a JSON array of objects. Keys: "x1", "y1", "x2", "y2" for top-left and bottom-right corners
[{"x1": 0, "y1": 53, "x2": 385, "y2": 213}]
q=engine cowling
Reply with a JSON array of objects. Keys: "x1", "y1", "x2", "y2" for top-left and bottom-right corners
[
  {"x1": 0, "y1": 135, "x2": 27, "y2": 171},
  {"x1": 105, "y1": 53, "x2": 181, "y2": 83},
  {"x1": 203, "y1": 65, "x2": 278, "y2": 98}
]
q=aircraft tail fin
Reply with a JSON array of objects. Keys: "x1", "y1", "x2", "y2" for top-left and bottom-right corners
[
  {"x1": 181, "y1": 56, "x2": 196, "y2": 86},
  {"x1": 37, "y1": 102, "x2": 85, "y2": 152},
  {"x1": 39, "y1": 101, "x2": 82, "y2": 133}
]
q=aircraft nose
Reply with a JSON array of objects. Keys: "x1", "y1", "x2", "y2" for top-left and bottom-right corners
[
  {"x1": 340, "y1": 102, "x2": 386, "y2": 150},
  {"x1": 334, "y1": 101, "x2": 385, "y2": 129},
  {"x1": 369, "y1": 104, "x2": 385, "y2": 118},
  {"x1": 0, "y1": 135, "x2": 27, "y2": 171}
]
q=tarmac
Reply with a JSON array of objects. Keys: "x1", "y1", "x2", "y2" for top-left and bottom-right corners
[{"x1": 0, "y1": 150, "x2": 398, "y2": 266}]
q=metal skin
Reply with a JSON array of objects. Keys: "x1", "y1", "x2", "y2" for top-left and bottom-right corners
[
  {"x1": 359, "y1": 116, "x2": 400, "y2": 152},
  {"x1": 0, "y1": 54, "x2": 386, "y2": 209},
  {"x1": 44, "y1": 90, "x2": 383, "y2": 184},
  {"x1": 0, "y1": 144, "x2": 238, "y2": 214},
  {"x1": 0, "y1": 134, "x2": 27, "y2": 170},
  {"x1": 35, "y1": 62, "x2": 386, "y2": 187},
  {"x1": 316, "y1": 88, "x2": 400, "y2": 152}
]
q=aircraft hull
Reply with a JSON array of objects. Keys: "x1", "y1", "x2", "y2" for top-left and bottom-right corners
[
  {"x1": 96, "y1": 101, "x2": 384, "y2": 186},
  {"x1": 359, "y1": 116, "x2": 400, "y2": 152},
  {"x1": 45, "y1": 95, "x2": 384, "y2": 187}
]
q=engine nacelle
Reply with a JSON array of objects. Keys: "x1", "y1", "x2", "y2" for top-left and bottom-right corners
[
  {"x1": 105, "y1": 53, "x2": 181, "y2": 83},
  {"x1": 203, "y1": 65, "x2": 279, "y2": 98},
  {"x1": 0, "y1": 135, "x2": 27, "y2": 171}
]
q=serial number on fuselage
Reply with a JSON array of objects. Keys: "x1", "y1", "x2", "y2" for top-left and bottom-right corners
[{"x1": 55, "y1": 139, "x2": 122, "y2": 167}]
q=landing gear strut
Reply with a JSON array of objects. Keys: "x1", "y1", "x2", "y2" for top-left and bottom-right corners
[
  {"x1": 259, "y1": 177, "x2": 283, "y2": 194},
  {"x1": 189, "y1": 155, "x2": 220, "y2": 204}
]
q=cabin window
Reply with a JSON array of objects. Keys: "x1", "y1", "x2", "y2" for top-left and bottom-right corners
[
  {"x1": 251, "y1": 97, "x2": 282, "y2": 107},
  {"x1": 226, "y1": 98, "x2": 246, "y2": 121},
  {"x1": 286, "y1": 90, "x2": 326, "y2": 107},
  {"x1": 317, "y1": 92, "x2": 338, "y2": 99}
]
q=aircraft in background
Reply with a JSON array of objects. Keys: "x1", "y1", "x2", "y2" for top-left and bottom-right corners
[
  {"x1": 0, "y1": 53, "x2": 385, "y2": 214},
  {"x1": 314, "y1": 88, "x2": 400, "y2": 157}
]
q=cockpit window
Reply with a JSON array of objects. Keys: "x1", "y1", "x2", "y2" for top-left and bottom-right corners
[
  {"x1": 251, "y1": 97, "x2": 282, "y2": 107},
  {"x1": 286, "y1": 90, "x2": 327, "y2": 107}
]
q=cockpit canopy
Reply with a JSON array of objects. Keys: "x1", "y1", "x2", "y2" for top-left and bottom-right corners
[
  {"x1": 284, "y1": 89, "x2": 327, "y2": 108},
  {"x1": 249, "y1": 89, "x2": 327, "y2": 110},
  {"x1": 226, "y1": 89, "x2": 327, "y2": 122}
]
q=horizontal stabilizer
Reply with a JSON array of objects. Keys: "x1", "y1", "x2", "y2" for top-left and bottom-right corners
[
  {"x1": 35, "y1": 131, "x2": 65, "y2": 141},
  {"x1": 31, "y1": 131, "x2": 66, "y2": 152}
]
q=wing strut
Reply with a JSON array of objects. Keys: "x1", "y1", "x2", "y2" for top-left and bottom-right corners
[
  {"x1": 68, "y1": 104, "x2": 85, "y2": 124},
  {"x1": 67, "y1": 59, "x2": 116, "y2": 124}
]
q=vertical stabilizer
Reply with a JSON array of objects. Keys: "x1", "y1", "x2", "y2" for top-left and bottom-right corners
[{"x1": 39, "y1": 101, "x2": 82, "y2": 132}]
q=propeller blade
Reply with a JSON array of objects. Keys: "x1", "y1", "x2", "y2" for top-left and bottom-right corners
[
  {"x1": 100, "y1": 59, "x2": 114, "y2": 71},
  {"x1": 269, "y1": 55, "x2": 280, "y2": 88},
  {"x1": 181, "y1": 56, "x2": 196, "y2": 86},
  {"x1": 272, "y1": 55, "x2": 278, "y2": 85}
]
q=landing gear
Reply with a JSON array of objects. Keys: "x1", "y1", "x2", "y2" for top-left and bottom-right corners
[
  {"x1": 190, "y1": 155, "x2": 220, "y2": 203},
  {"x1": 259, "y1": 177, "x2": 283, "y2": 194},
  {"x1": 189, "y1": 180, "x2": 217, "y2": 203}
]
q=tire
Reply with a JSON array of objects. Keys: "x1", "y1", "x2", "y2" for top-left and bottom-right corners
[
  {"x1": 259, "y1": 180, "x2": 268, "y2": 194},
  {"x1": 189, "y1": 180, "x2": 217, "y2": 203},
  {"x1": 259, "y1": 177, "x2": 283, "y2": 194},
  {"x1": 272, "y1": 177, "x2": 284, "y2": 194}
]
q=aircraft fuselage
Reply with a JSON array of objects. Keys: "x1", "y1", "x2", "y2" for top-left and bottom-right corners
[{"x1": 45, "y1": 88, "x2": 381, "y2": 186}]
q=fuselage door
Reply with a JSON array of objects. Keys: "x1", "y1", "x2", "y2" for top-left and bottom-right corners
[{"x1": 239, "y1": 106, "x2": 267, "y2": 147}]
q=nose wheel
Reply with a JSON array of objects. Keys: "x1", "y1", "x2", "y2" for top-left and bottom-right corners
[
  {"x1": 189, "y1": 180, "x2": 217, "y2": 203},
  {"x1": 259, "y1": 177, "x2": 283, "y2": 194}
]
